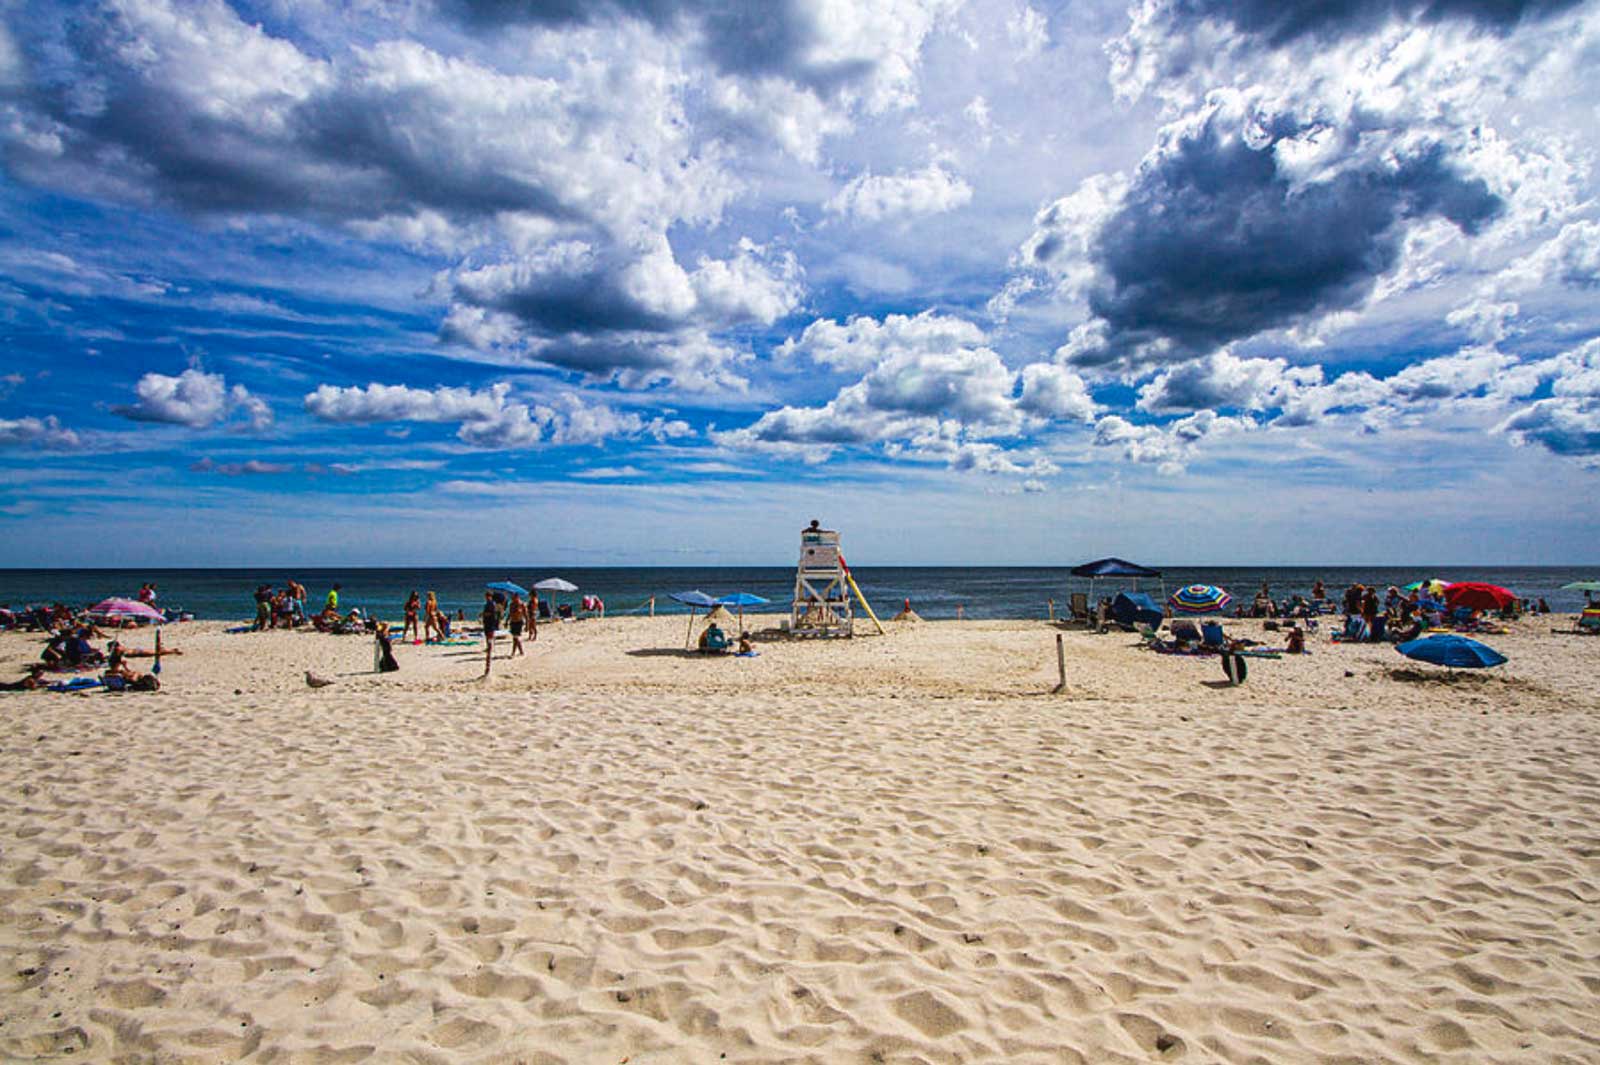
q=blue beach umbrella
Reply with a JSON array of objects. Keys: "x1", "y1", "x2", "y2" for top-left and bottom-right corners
[
  {"x1": 486, "y1": 580, "x2": 528, "y2": 597},
  {"x1": 1169, "y1": 584, "x2": 1232, "y2": 615},
  {"x1": 716, "y1": 592, "x2": 770, "y2": 633},
  {"x1": 1396, "y1": 634, "x2": 1506, "y2": 669},
  {"x1": 670, "y1": 590, "x2": 718, "y2": 648}
]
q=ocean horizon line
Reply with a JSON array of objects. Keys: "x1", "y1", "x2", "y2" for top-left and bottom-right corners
[{"x1": 3, "y1": 562, "x2": 1599, "y2": 573}]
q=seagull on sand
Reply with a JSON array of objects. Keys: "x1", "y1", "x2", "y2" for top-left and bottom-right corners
[{"x1": 305, "y1": 670, "x2": 335, "y2": 688}]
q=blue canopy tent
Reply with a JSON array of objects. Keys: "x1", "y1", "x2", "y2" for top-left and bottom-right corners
[
  {"x1": 1110, "y1": 591, "x2": 1164, "y2": 630},
  {"x1": 1070, "y1": 557, "x2": 1165, "y2": 609}
]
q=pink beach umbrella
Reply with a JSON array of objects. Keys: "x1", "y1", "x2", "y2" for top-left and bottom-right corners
[{"x1": 90, "y1": 597, "x2": 164, "y2": 623}]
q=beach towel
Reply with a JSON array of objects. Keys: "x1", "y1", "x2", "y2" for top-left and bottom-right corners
[{"x1": 48, "y1": 677, "x2": 102, "y2": 693}]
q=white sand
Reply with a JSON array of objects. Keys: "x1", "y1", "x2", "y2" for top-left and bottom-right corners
[{"x1": 2, "y1": 616, "x2": 1598, "y2": 1063}]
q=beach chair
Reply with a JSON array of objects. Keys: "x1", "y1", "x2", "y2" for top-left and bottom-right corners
[
  {"x1": 1339, "y1": 616, "x2": 1361, "y2": 641},
  {"x1": 1066, "y1": 592, "x2": 1091, "y2": 627},
  {"x1": 1169, "y1": 620, "x2": 1201, "y2": 645},
  {"x1": 1200, "y1": 621, "x2": 1227, "y2": 649}
]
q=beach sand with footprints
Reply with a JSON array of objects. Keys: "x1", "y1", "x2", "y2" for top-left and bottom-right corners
[{"x1": 2, "y1": 615, "x2": 1598, "y2": 1063}]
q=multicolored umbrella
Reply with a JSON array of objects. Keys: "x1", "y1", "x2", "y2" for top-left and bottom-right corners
[
  {"x1": 1443, "y1": 581, "x2": 1516, "y2": 612},
  {"x1": 1396, "y1": 634, "x2": 1506, "y2": 669},
  {"x1": 1169, "y1": 584, "x2": 1231, "y2": 614},
  {"x1": 89, "y1": 597, "x2": 164, "y2": 623},
  {"x1": 1403, "y1": 578, "x2": 1451, "y2": 595}
]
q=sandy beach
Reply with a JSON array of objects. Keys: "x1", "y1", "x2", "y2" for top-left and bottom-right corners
[{"x1": 2, "y1": 615, "x2": 1598, "y2": 1063}]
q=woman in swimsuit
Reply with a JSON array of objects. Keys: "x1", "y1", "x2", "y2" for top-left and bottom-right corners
[
  {"x1": 424, "y1": 591, "x2": 440, "y2": 643},
  {"x1": 403, "y1": 591, "x2": 421, "y2": 642}
]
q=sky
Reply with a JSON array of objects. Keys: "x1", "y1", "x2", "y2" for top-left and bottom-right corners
[{"x1": 0, "y1": 0, "x2": 1598, "y2": 567}]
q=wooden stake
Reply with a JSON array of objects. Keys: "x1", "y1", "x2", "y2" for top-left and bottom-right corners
[
  {"x1": 1047, "y1": 598, "x2": 1056, "y2": 621},
  {"x1": 1052, "y1": 634, "x2": 1066, "y2": 693}
]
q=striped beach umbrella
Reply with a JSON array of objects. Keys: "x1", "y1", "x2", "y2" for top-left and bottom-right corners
[{"x1": 1169, "y1": 584, "x2": 1231, "y2": 614}]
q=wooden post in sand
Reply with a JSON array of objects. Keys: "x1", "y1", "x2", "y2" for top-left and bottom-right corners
[
  {"x1": 649, "y1": 597, "x2": 655, "y2": 617},
  {"x1": 1048, "y1": 598, "x2": 1056, "y2": 621},
  {"x1": 1052, "y1": 634, "x2": 1066, "y2": 693}
]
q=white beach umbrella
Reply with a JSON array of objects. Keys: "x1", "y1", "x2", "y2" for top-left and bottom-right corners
[{"x1": 533, "y1": 577, "x2": 578, "y2": 616}]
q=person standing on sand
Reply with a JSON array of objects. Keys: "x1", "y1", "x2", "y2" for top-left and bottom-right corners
[
  {"x1": 253, "y1": 585, "x2": 272, "y2": 631},
  {"x1": 423, "y1": 591, "x2": 440, "y2": 642},
  {"x1": 325, "y1": 583, "x2": 341, "y2": 614},
  {"x1": 480, "y1": 591, "x2": 500, "y2": 677},
  {"x1": 508, "y1": 593, "x2": 527, "y2": 657},
  {"x1": 403, "y1": 591, "x2": 421, "y2": 642}
]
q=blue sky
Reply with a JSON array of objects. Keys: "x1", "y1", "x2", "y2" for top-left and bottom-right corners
[{"x1": 1, "y1": 0, "x2": 1598, "y2": 566}]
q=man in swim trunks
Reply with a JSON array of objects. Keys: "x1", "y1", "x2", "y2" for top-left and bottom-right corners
[{"x1": 508, "y1": 593, "x2": 526, "y2": 657}]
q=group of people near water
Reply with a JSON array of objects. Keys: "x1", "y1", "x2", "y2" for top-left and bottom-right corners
[
  {"x1": 1242, "y1": 579, "x2": 1538, "y2": 645},
  {"x1": 250, "y1": 579, "x2": 316, "y2": 630}
]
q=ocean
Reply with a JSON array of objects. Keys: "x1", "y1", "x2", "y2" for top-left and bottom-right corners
[{"x1": 1, "y1": 566, "x2": 1594, "y2": 622}]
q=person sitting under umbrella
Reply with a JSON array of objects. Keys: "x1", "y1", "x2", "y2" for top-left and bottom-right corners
[{"x1": 698, "y1": 621, "x2": 731, "y2": 654}]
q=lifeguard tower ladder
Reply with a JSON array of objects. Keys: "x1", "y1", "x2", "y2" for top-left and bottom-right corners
[{"x1": 791, "y1": 520, "x2": 853, "y2": 637}]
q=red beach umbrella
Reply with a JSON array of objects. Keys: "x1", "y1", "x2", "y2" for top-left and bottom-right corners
[{"x1": 1442, "y1": 582, "x2": 1516, "y2": 611}]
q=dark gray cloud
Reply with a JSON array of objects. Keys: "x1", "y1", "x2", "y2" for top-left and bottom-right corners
[
  {"x1": 1067, "y1": 108, "x2": 1502, "y2": 368},
  {"x1": 2, "y1": 14, "x2": 582, "y2": 227},
  {"x1": 1499, "y1": 399, "x2": 1600, "y2": 456},
  {"x1": 438, "y1": 239, "x2": 799, "y2": 387},
  {"x1": 440, "y1": 0, "x2": 872, "y2": 94},
  {"x1": 1166, "y1": 0, "x2": 1584, "y2": 45},
  {"x1": 451, "y1": 256, "x2": 683, "y2": 337}
]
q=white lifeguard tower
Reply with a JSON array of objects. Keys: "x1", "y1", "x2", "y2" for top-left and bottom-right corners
[{"x1": 791, "y1": 520, "x2": 854, "y2": 637}]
